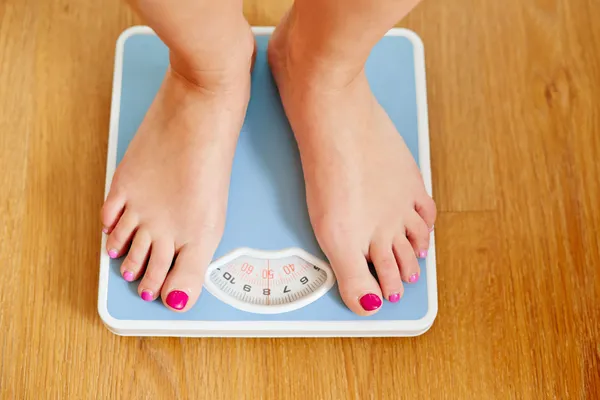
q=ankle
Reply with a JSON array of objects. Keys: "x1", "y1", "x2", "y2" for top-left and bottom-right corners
[
  {"x1": 269, "y1": 8, "x2": 365, "y2": 90},
  {"x1": 169, "y1": 22, "x2": 255, "y2": 91}
]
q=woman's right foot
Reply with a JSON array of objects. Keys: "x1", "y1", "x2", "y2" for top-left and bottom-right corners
[{"x1": 101, "y1": 24, "x2": 255, "y2": 312}]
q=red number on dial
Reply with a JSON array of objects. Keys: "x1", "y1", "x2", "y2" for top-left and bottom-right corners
[
  {"x1": 262, "y1": 269, "x2": 274, "y2": 279},
  {"x1": 241, "y1": 263, "x2": 254, "y2": 274},
  {"x1": 283, "y1": 264, "x2": 295, "y2": 275}
]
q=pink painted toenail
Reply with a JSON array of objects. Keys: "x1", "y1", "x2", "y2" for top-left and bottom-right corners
[
  {"x1": 108, "y1": 249, "x2": 118, "y2": 258},
  {"x1": 359, "y1": 293, "x2": 382, "y2": 311},
  {"x1": 123, "y1": 271, "x2": 134, "y2": 282},
  {"x1": 409, "y1": 273, "x2": 420, "y2": 283},
  {"x1": 166, "y1": 290, "x2": 188, "y2": 310},
  {"x1": 429, "y1": 225, "x2": 434, "y2": 232},
  {"x1": 102, "y1": 227, "x2": 109, "y2": 234},
  {"x1": 141, "y1": 290, "x2": 153, "y2": 302},
  {"x1": 419, "y1": 250, "x2": 428, "y2": 258},
  {"x1": 389, "y1": 293, "x2": 401, "y2": 303}
]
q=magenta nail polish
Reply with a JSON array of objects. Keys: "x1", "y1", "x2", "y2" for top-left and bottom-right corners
[
  {"x1": 141, "y1": 291, "x2": 153, "y2": 302},
  {"x1": 419, "y1": 250, "x2": 428, "y2": 259},
  {"x1": 409, "y1": 273, "x2": 420, "y2": 283},
  {"x1": 102, "y1": 227, "x2": 109, "y2": 234},
  {"x1": 389, "y1": 293, "x2": 401, "y2": 303},
  {"x1": 359, "y1": 293, "x2": 382, "y2": 311},
  {"x1": 166, "y1": 290, "x2": 188, "y2": 310},
  {"x1": 123, "y1": 271, "x2": 134, "y2": 282},
  {"x1": 108, "y1": 249, "x2": 118, "y2": 258}
]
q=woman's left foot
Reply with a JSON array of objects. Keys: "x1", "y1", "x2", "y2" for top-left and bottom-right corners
[{"x1": 268, "y1": 15, "x2": 437, "y2": 316}]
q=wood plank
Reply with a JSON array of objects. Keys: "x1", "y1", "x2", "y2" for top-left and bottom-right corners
[{"x1": 0, "y1": 0, "x2": 35, "y2": 396}]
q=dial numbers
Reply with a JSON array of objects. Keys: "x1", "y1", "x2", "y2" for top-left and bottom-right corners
[{"x1": 204, "y1": 248, "x2": 335, "y2": 314}]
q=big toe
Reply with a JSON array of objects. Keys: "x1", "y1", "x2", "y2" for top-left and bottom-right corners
[
  {"x1": 327, "y1": 248, "x2": 383, "y2": 316},
  {"x1": 160, "y1": 241, "x2": 216, "y2": 312}
]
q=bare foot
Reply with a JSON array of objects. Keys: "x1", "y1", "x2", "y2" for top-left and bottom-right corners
[
  {"x1": 101, "y1": 30, "x2": 254, "y2": 312},
  {"x1": 268, "y1": 16, "x2": 437, "y2": 316}
]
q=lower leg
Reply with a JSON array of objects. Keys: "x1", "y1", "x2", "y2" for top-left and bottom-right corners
[
  {"x1": 272, "y1": 0, "x2": 422, "y2": 88},
  {"x1": 126, "y1": 0, "x2": 254, "y2": 87},
  {"x1": 102, "y1": 0, "x2": 253, "y2": 312},
  {"x1": 269, "y1": 0, "x2": 436, "y2": 316}
]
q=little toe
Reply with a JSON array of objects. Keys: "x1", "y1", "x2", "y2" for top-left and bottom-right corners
[
  {"x1": 405, "y1": 211, "x2": 431, "y2": 259},
  {"x1": 393, "y1": 235, "x2": 421, "y2": 284},
  {"x1": 106, "y1": 209, "x2": 138, "y2": 258},
  {"x1": 101, "y1": 190, "x2": 126, "y2": 234},
  {"x1": 137, "y1": 239, "x2": 175, "y2": 302},
  {"x1": 160, "y1": 242, "x2": 215, "y2": 312},
  {"x1": 369, "y1": 240, "x2": 404, "y2": 303},
  {"x1": 327, "y1": 248, "x2": 384, "y2": 316},
  {"x1": 415, "y1": 195, "x2": 437, "y2": 231},
  {"x1": 120, "y1": 229, "x2": 152, "y2": 282}
]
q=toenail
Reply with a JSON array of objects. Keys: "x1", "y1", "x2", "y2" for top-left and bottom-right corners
[
  {"x1": 141, "y1": 290, "x2": 153, "y2": 302},
  {"x1": 359, "y1": 293, "x2": 382, "y2": 311},
  {"x1": 429, "y1": 225, "x2": 434, "y2": 232},
  {"x1": 102, "y1": 227, "x2": 109, "y2": 234},
  {"x1": 108, "y1": 249, "x2": 118, "y2": 258},
  {"x1": 389, "y1": 293, "x2": 401, "y2": 303},
  {"x1": 419, "y1": 250, "x2": 428, "y2": 259},
  {"x1": 166, "y1": 290, "x2": 189, "y2": 310},
  {"x1": 122, "y1": 271, "x2": 134, "y2": 282},
  {"x1": 409, "y1": 273, "x2": 420, "y2": 283}
]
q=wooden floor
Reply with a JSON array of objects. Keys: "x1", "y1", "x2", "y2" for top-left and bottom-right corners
[{"x1": 1, "y1": 0, "x2": 599, "y2": 398}]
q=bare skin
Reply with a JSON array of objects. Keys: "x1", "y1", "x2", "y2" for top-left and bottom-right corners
[
  {"x1": 268, "y1": 1, "x2": 436, "y2": 315},
  {"x1": 102, "y1": 0, "x2": 255, "y2": 311}
]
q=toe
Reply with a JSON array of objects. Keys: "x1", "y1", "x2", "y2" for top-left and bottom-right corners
[
  {"x1": 101, "y1": 190, "x2": 126, "y2": 234},
  {"x1": 415, "y1": 195, "x2": 437, "y2": 231},
  {"x1": 326, "y1": 248, "x2": 383, "y2": 316},
  {"x1": 120, "y1": 229, "x2": 151, "y2": 282},
  {"x1": 405, "y1": 211, "x2": 431, "y2": 259},
  {"x1": 369, "y1": 240, "x2": 404, "y2": 303},
  {"x1": 393, "y1": 235, "x2": 421, "y2": 284},
  {"x1": 106, "y1": 209, "x2": 138, "y2": 258},
  {"x1": 160, "y1": 242, "x2": 215, "y2": 312},
  {"x1": 137, "y1": 239, "x2": 175, "y2": 302}
]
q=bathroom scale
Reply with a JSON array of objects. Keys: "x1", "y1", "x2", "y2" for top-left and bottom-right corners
[{"x1": 98, "y1": 26, "x2": 437, "y2": 337}]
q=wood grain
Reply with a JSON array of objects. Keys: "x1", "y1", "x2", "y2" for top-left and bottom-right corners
[{"x1": 1, "y1": 0, "x2": 599, "y2": 398}]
